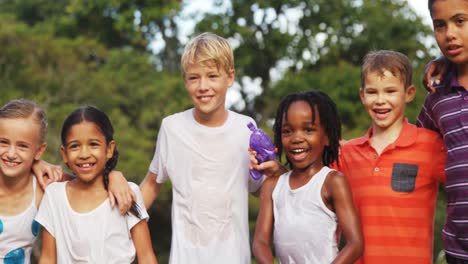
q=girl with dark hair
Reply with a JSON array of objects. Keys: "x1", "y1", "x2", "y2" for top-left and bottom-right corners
[
  {"x1": 252, "y1": 91, "x2": 363, "y2": 264},
  {"x1": 36, "y1": 106, "x2": 157, "y2": 264}
]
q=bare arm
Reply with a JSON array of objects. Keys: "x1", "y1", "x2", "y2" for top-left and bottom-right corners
[
  {"x1": 108, "y1": 170, "x2": 137, "y2": 214},
  {"x1": 32, "y1": 160, "x2": 63, "y2": 190},
  {"x1": 131, "y1": 220, "x2": 158, "y2": 264},
  {"x1": 252, "y1": 177, "x2": 278, "y2": 264},
  {"x1": 140, "y1": 171, "x2": 162, "y2": 209},
  {"x1": 39, "y1": 228, "x2": 57, "y2": 264},
  {"x1": 326, "y1": 171, "x2": 363, "y2": 264}
]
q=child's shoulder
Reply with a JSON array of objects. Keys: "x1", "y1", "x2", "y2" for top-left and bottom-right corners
[
  {"x1": 228, "y1": 110, "x2": 255, "y2": 126},
  {"x1": 44, "y1": 181, "x2": 66, "y2": 194}
]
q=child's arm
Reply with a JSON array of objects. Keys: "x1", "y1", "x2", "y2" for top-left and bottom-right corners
[
  {"x1": 130, "y1": 221, "x2": 158, "y2": 264},
  {"x1": 108, "y1": 170, "x2": 137, "y2": 214},
  {"x1": 140, "y1": 171, "x2": 162, "y2": 209},
  {"x1": 252, "y1": 177, "x2": 278, "y2": 264},
  {"x1": 325, "y1": 171, "x2": 363, "y2": 264},
  {"x1": 32, "y1": 160, "x2": 64, "y2": 189},
  {"x1": 38, "y1": 228, "x2": 57, "y2": 264}
]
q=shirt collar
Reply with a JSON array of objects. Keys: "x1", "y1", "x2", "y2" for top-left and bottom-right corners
[{"x1": 353, "y1": 119, "x2": 416, "y2": 148}]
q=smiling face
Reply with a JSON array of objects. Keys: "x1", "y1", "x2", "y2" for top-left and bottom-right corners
[
  {"x1": 281, "y1": 100, "x2": 329, "y2": 172},
  {"x1": 184, "y1": 61, "x2": 235, "y2": 126},
  {"x1": 431, "y1": 0, "x2": 468, "y2": 65},
  {"x1": 0, "y1": 117, "x2": 46, "y2": 181},
  {"x1": 360, "y1": 70, "x2": 415, "y2": 134},
  {"x1": 61, "y1": 121, "x2": 114, "y2": 185}
]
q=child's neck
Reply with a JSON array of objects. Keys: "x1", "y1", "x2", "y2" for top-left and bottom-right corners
[
  {"x1": 457, "y1": 63, "x2": 468, "y2": 90},
  {"x1": 193, "y1": 108, "x2": 228, "y2": 127},
  {"x1": 370, "y1": 119, "x2": 404, "y2": 155},
  {"x1": 0, "y1": 172, "x2": 32, "y2": 192},
  {"x1": 290, "y1": 163, "x2": 324, "y2": 190},
  {"x1": 67, "y1": 176, "x2": 108, "y2": 213}
]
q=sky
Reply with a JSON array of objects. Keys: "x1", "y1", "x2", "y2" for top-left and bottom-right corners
[{"x1": 407, "y1": 0, "x2": 432, "y2": 27}]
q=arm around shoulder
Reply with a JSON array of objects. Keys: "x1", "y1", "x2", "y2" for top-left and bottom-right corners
[
  {"x1": 140, "y1": 171, "x2": 162, "y2": 209},
  {"x1": 326, "y1": 171, "x2": 363, "y2": 264},
  {"x1": 253, "y1": 177, "x2": 280, "y2": 264}
]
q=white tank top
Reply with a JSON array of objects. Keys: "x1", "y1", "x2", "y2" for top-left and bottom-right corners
[
  {"x1": 0, "y1": 177, "x2": 38, "y2": 264},
  {"x1": 272, "y1": 166, "x2": 338, "y2": 264}
]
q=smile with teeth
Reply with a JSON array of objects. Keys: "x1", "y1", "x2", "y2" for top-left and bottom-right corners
[
  {"x1": 291, "y1": 149, "x2": 306, "y2": 153},
  {"x1": 77, "y1": 163, "x2": 94, "y2": 168},
  {"x1": 198, "y1": 95, "x2": 213, "y2": 102},
  {"x1": 3, "y1": 160, "x2": 20, "y2": 167}
]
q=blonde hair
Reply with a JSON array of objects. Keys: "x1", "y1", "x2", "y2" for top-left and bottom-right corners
[
  {"x1": 0, "y1": 99, "x2": 48, "y2": 144},
  {"x1": 181, "y1": 32, "x2": 234, "y2": 76},
  {"x1": 361, "y1": 50, "x2": 412, "y2": 89}
]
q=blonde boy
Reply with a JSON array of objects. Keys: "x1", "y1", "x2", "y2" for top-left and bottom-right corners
[{"x1": 140, "y1": 32, "x2": 262, "y2": 263}]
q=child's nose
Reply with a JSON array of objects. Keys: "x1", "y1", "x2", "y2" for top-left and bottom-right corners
[
  {"x1": 199, "y1": 77, "x2": 209, "y2": 91},
  {"x1": 78, "y1": 146, "x2": 91, "y2": 158},
  {"x1": 7, "y1": 145, "x2": 16, "y2": 158}
]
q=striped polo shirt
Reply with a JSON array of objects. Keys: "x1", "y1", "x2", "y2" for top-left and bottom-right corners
[
  {"x1": 338, "y1": 120, "x2": 446, "y2": 264},
  {"x1": 417, "y1": 72, "x2": 468, "y2": 260}
]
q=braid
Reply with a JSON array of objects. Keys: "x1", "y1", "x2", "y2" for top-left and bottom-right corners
[{"x1": 104, "y1": 148, "x2": 142, "y2": 219}]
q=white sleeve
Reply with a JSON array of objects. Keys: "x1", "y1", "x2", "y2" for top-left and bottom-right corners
[
  {"x1": 149, "y1": 120, "x2": 169, "y2": 184},
  {"x1": 126, "y1": 182, "x2": 149, "y2": 230},
  {"x1": 35, "y1": 184, "x2": 57, "y2": 237}
]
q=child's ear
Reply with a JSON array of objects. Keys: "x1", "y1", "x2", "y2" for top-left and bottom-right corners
[
  {"x1": 34, "y1": 143, "x2": 47, "y2": 161},
  {"x1": 106, "y1": 140, "x2": 116, "y2": 159},
  {"x1": 359, "y1": 88, "x2": 365, "y2": 103},
  {"x1": 227, "y1": 69, "x2": 235, "y2": 87},
  {"x1": 405, "y1": 84, "x2": 416, "y2": 103},
  {"x1": 60, "y1": 145, "x2": 68, "y2": 164}
]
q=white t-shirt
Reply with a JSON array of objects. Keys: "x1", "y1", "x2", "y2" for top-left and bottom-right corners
[
  {"x1": 273, "y1": 167, "x2": 338, "y2": 264},
  {"x1": 149, "y1": 108, "x2": 262, "y2": 264},
  {"x1": 0, "y1": 177, "x2": 39, "y2": 264},
  {"x1": 35, "y1": 181, "x2": 148, "y2": 264}
]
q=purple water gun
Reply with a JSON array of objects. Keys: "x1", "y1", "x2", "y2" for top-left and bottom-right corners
[{"x1": 247, "y1": 122, "x2": 277, "y2": 180}]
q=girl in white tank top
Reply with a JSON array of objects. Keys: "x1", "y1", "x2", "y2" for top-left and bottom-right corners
[{"x1": 252, "y1": 91, "x2": 363, "y2": 263}]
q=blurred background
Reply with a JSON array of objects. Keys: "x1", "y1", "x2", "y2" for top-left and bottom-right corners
[{"x1": 0, "y1": 0, "x2": 446, "y2": 263}]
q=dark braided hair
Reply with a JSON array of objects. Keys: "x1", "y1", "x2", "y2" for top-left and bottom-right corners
[
  {"x1": 61, "y1": 106, "x2": 142, "y2": 218},
  {"x1": 273, "y1": 90, "x2": 342, "y2": 168}
]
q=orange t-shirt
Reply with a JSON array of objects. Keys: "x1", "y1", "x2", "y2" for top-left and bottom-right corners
[{"x1": 337, "y1": 120, "x2": 446, "y2": 264}]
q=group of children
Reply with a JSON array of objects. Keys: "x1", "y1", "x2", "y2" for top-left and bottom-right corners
[{"x1": 0, "y1": 0, "x2": 467, "y2": 263}]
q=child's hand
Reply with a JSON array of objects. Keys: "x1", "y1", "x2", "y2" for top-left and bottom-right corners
[
  {"x1": 32, "y1": 160, "x2": 63, "y2": 190},
  {"x1": 422, "y1": 56, "x2": 450, "y2": 94},
  {"x1": 108, "y1": 170, "x2": 137, "y2": 215},
  {"x1": 249, "y1": 149, "x2": 286, "y2": 178}
]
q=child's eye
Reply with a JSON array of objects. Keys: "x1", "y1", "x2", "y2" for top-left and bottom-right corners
[
  {"x1": 18, "y1": 144, "x2": 29, "y2": 149},
  {"x1": 187, "y1": 76, "x2": 198, "y2": 81},
  {"x1": 281, "y1": 128, "x2": 292, "y2": 135},
  {"x1": 433, "y1": 21, "x2": 445, "y2": 29},
  {"x1": 0, "y1": 139, "x2": 8, "y2": 145},
  {"x1": 456, "y1": 18, "x2": 466, "y2": 26},
  {"x1": 305, "y1": 127, "x2": 316, "y2": 133},
  {"x1": 365, "y1": 90, "x2": 376, "y2": 94},
  {"x1": 68, "y1": 143, "x2": 79, "y2": 149},
  {"x1": 209, "y1": 74, "x2": 219, "y2": 78},
  {"x1": 90, "y1": 142, "x2": 101, "y2": 147}
]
